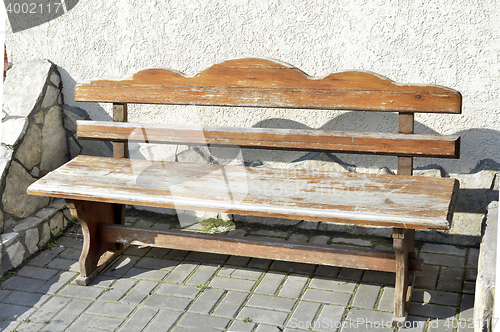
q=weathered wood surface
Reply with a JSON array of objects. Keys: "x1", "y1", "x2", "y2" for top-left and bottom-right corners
[
  {"x1": 75, "y1": 58, "x2": 462, "y2": 113},
  {"x1": 99, "y1": 223, "x2": 424, "y2": 273},
  {"x1": 77, "y1": 120, "x2": 460, "y2": 158},
  {"x1": 28, "y1": 155, "x2": 459, "y2": 230}
]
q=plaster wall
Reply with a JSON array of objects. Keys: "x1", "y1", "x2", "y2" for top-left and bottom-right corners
[{"x1": 4, "y1": 0, "x2": 500, "y2": 174}]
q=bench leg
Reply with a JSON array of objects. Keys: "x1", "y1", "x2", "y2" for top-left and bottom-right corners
[
  {"x1": 66, "y1": 199, "x2": 128, "y2": 285},
  {"x1": 392, "y1": 228, "x2": 416, "y2": 327}
]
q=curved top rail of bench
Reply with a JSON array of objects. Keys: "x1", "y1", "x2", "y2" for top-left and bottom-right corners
[{"x1": 75, "y1": 57, "x2": 462, "y2": 113}]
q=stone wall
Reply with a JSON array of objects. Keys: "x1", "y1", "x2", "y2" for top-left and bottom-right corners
[{"x1": 0, "y1": 59, "x2": 94, "y2": 276}]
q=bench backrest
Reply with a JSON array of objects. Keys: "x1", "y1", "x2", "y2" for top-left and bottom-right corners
[{"x1": 74, "y1": 57, "x2": 462, "y2": 175}]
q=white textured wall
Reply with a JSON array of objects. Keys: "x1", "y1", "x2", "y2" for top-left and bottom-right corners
[{"x1": 5, "y1": 0, "x2": 500, "y2": 173}]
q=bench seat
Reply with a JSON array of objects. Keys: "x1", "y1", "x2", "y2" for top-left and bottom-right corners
[{"x1": 28, "y1": 155, "x2": 458, "y2": 230}]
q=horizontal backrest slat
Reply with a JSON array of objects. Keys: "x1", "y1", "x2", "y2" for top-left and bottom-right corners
[
  {"x1": 77, "y1": 120, "x2": 460, "y2": 158},
  {"x1": 75, "y1": 58, "x2": 462, "y2": 113}
]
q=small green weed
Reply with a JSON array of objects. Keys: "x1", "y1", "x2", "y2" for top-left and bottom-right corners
[
  {"x1": 241, "y1": 317, "x2": 252, "y2": 323},
  {"x1": 196, "y1": 284, "x2": 208, "y2": 292}
]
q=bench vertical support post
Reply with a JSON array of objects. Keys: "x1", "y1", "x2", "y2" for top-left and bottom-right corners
[
  {"x1": 392, "y1": 112, "x2": 416, "y2": 326},
  {"x1": 67, "y1": 199, "x2": 127, "y2": 285},
  {"x1": 112, "y1": 103, "x2": 128, "y2": 250}
]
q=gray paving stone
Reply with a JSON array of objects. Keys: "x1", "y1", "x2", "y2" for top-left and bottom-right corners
[
  {"x1": 212, "y1": 291, "x2": 249, "y2": 318},
  {"x1": 123, "y1": 267, "x2": 169, "y2": 281},
  {"x1": 437, "y1": 267, "x2": 464, "y2": 292},
  {"x1": 458, "y1": 294, "x2": 474, "y2": 323},
  {"x1": 330, "y1": 237, "x2": 372, "y2": 247},
  {"x1": 98, "y1": 278, "x2": 137, "y2": 302},
  {"x1": 145, "y1": 247, "x2": 171, "y2": 258},
  {"x1": 419, "y1": 253, "x2": 465, "y2": 268},
  {"x1": 288, "y1": 233, "x2": 309, "y2": 243},
  {"x1": 247, "y1": 257, "x2": 273, "y2": 270},
  {"x1": 28, "y1": 296, "x2": 72, "y2": 322},
  {"x1": 143, "y1": 294, "x2": 192, "y2": 311},
  {"x1": 121, "y1": 280, "x2": 158, "y2": 304},
  {"x1": 124, "y1": 245, "x2": 151, "y2": 256},
  {"x1": 237, "y1": 307, "x2": 289, "y2": 326},
  {"x1": 286, "y1": 301, "x2": 321, "y2": 329},
  {"x1": 427, "y1": 317, "x2": 455, "y2": 332},
  {"x1": 420, "y1": 243, "x2": 467, "y2": 256},
  {"x1": 309, "y1": 235, "x2": 330, "y2": 244},
  {"x1": 314, "y1": 304, "x2": 346, "y2": 332},
  {"x1": 177, "y1": 312, "x2": 231, "y2": 330},
  {"x1": 0, "y1": 320, "x2": 20, "y2": 332},
  {"x1": 247, "y1": 294, "x2": 296, "y2": 312},
  {"x1": 301, "y1": 289, "x2": 352, "y2": 306},
  {"x1": 2, "y1": 291, "x2": 51, "y2": 307},
  {"x1": 466, "y1": 248, "x2": 479, "y2": 269},
  {"x1": 209, "y1": 276, "x2": 257, "y2": 292},
  {"x1": 13, "y1": 321, "x2": 48, "y2": 331},
  {"x1": 118, "y1": 307, "x2": 159, "y2": 332},
  {"x1": 87, "y1": 275, "x2": 116, "y2": 288},
  {"x1": 278, "y1": 274, "x2": 309, "y2": 298},
  {"x1": 409, "y1": 302, "x2": 457, "y2": 319},
  {"x1": 17, "y1": 265, "x2": 59, "y2": 280},
  {"x1": 49, "y1": 299, "x2": 93, "y2": 328},
  {"x1": 415, "y1": 265, "x2": 439, "y2": 289},
  {"x1": 249, "y1": 229, "x2": 289, "y2": 238},
  {"x1": 56, "y1": 236, "x2": 83, "y2": 249},
  {"x1": 412, "y1": 288, "x2": 460, "y2": 306},
  {"x1": 188, "y1": 288, "x2": 225, "y2": 314},
  {"x1": 227, "y1": 319, "x2": 256, "y2": 331},
  {"x1": 0, "y1": 302, "x2": 36, "y2": 321},
  {"x1": 0, "y1": 289, "x2": 11, "y2": 301},
  {"x1": 377, "y1": 286, "x2": 394, "y2": 312},
  {"x1": 1, "y1": 276, "x2": 46, "y2": 291},
  {"x1": 58, "y1": 248, "x2": 82, "y2": 260},
  {"x1": 309, "y1": 277, "x2": 357, "y2": 293},
  {"x1": 270, "y1": 261, "x2": 316, "y2": 274},
  {"x1": 27, "y1": 246, "x2": 64, "y2": 267},
  {"x1": 225, "y1": 255, "x2": 252, "y2": 266},
  {"x1": 87, "y1": 301, "x2": 135, "y2": 318},
  {"x1": 465, "y1": 268, "x2": 477, "y2": 281},
  {"x1": 164, "y1": 262, "x2": 199, "y2": 283},
  {"x1": 255, "y1": 324, "x2": 284, "y2": 331},
  {"x1": 68, "y1": 314, "x2": 124, "y2": 331},
  {"x1": 337, "y1": 268, "x2": 363, "y2": 281},
  {"x1": 103, "y1": 255, "x2": 140, "y2": 277},
  {"x1": 254, "y1": 271, "x2": 286, "y2": 295},
  {"x1": 165, "y1": 249, "x2": 189, "y2": 260},
  {"x1": 58, "y1": 284, "x2": 104, "y2": 300},
  {"x1": 185, "y1": 251, "x2": 229, "y2": 264},
  {"x1": 40, "y1": 271, "x2": 80, "y2": 295},
  {"x1": 134, "y1": 257, "x2": 179, "y2": 271},
  {"x1": 156, "y1": 283, "x2": 200, "y2": 298},
  {"x1": 185, "y1": 264, "x2": 219, "y2": 285},
  {"x1": 314, "y1": 265, "x2": 340, "y2": 278},
  {"x1": 352, "y1": 284, "x2": 381, "y2": 309},
  {"x1": 341, "y1": 308, "x2": 394, "y2": 332},
  {"x1": 47, "y1": 258, "x2": 79, "y2": 272},
  {"x1": 398, "y1": 316, "x2": 427, "y2": 331},
  {"x1": 462, "y1": 281, "x2": 475, "y2": 294},
  {"x1": 217, "y1": 267, "x2": 263, "y2": 280},
  {"x1": 361, "y1": 270, "x2": 395, "y2": 285}
]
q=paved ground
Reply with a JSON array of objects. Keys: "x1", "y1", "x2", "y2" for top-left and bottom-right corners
[{"x1": 0, "y1": 212, "x2": 477, "y2": 332}]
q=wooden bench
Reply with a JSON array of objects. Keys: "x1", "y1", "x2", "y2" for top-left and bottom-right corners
[{"x1": 27, "y1": 57, "x2": 461, "y2": 326}]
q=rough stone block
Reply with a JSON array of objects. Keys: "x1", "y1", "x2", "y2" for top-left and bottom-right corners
[
  {"x1": 5, "y1": 240, "x2": 26, "y2": 269},
  {"x1": 1, "y1": 117, "x2": 28, "y2": 146},
  {"x1": 40, "y1": 106, "x2": 68, "y2": 175},
  {"x1": 49, "y1": 212, "x2": 64, "y2": 234},
  {"x1": 49, "y1": 71, "x2": 61, "y2": 87},
  {"x1": 39, "y1": 222, "x2": 51, "y2": 246},
  {"x1": 2, "y1": 59, "x2": 53, "y2": 118},
  {"x1": 25, "y1": 228, "x2": 40, "y2": 254},
  {"x1": 0, "y1": 145, "x2": 13, "y2": 179},
  {"x1": 2, "y1": 161, "x2": 50, "y2": 218},
  {"x1": 13, "y1": 216, "x2": 43, "y2": 232},
  {"x1": 41, "y1": 85, "x2": 60, "y2": 109},
  {"x1": 16, "y1": 120, "x2": 42, "y2": 170},
  {"x1": 36, "y1": 207, "x2": 58, "y2": 221}
]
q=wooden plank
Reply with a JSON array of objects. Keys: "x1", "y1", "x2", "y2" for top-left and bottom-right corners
[
  {"x1": 27, "y1": 155, "x2": 460, "y2": 230},
  {"x1": 75, "y1": 58, "x2": 462, "y2": 114},
  {"x1": 98, "y1": 223, "x2": 424, "y2": 273},
  {"x1": 77, "y1": 121, "x2": 460, "y2": 158}
]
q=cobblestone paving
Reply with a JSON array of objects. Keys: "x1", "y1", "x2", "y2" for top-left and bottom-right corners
[{"x1": 0, "y1": 214, "x2": 477, "y2": 332}]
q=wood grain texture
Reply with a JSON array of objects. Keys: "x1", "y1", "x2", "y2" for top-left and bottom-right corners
[
  {"x1": 75, "y1": 58, "x2": 462, "y2": 113},
  {"x1": 99, "y1": 223, "x2": 424, "y2": 273},
  {"x1": 28, "y1": 155, "x2": 460, "y2": 230},
  {"x1": 76, "y1": 121, "x2": 460, "y2": 158}
]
